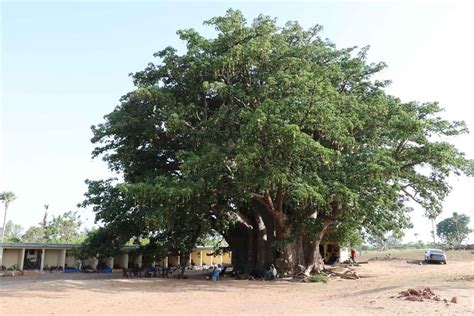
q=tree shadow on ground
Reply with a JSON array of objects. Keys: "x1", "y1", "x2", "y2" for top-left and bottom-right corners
[{"x1": 0, "y1": 273, "x2": 310, "y2": 298}]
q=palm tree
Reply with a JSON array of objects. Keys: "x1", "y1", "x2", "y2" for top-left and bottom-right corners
[
  {"x1": 40, "y1": 204, "x2": 49, "y2": 228},
  {"x1": 0, "y1": 191, "x2": 17, "y2": 243},
  {"x1": 452, "y1": 212, "x2": 461, "y2": 246}
]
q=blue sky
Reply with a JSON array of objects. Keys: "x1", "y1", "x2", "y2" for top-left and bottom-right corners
[{"x1": 1, "y1": 1, "x2": 473, "y2": 242}]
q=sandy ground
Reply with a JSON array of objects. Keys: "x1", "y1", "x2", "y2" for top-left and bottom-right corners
[{"x1": 0, "y1": 253, "x2": 473, "y2": 315}]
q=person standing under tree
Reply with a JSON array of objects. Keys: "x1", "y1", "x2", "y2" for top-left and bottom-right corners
[{"x1": 351, "y1": 249, "x2": 357, "y2": 263}]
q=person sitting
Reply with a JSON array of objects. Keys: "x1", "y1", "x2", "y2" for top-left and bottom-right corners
[
  {"x1": 219, "y1": 265, "x2": 228, "y2": 276},
  {"x1": 122, "y1": 267, "x2": 129, "y2": 278},
  {"x1": 145, "y1": 265, "x2": 155, "y2": 277},
  {"x1": 207, "y1": 265, "x2": 215, "y2": 279},
  {"x1": 159, "y1": 265, "x2": 167, "y2": 278},
  {"x1": 264, "y1": 264, "x2": 277, "y2": 281}
]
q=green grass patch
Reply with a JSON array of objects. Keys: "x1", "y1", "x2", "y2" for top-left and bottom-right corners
[{"x1": 308, "y1": 274, "x2": 327, "y2": 283}]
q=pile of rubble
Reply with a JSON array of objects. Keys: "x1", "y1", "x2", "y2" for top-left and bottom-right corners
[
  {"x1": 398, "y1": 288, "x2": 440, "y2": 302},
  {"x1": 397, "y1": 288, "x2": 459, "y2": 304}
]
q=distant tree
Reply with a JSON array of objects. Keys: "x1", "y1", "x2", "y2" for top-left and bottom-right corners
[
  {"x1": 386, "y1": 234, "x2": 403, "y2": 248},
  {"x1": 437, "y1": 212, "x2": 472, "y2": 248},
  {"x1": 22, "y1": 226, "x2": 46, "y2": 243},
  {"x1": 44, "y1": 211, "x2": 83, "y2": 243},
  {"x1": 0, "y1": 191, "x2": 17, "y2": 243},
  {"x1": 367, "y1": 235, "x2": 387, "y2": 251},
  {"x1": 3, "y1": 221, "x2": 24, "y2": 242},
  {"x1": 366, "y1": 232, "x2": 402, "y2": 251},
  {"x1": 429, "y1": 216, "x2": 437, "y2": 244}
]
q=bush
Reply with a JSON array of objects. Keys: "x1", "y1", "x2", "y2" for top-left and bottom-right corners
[{"x1": 308, "y1": 274, "x2": 328, "y2": 283}]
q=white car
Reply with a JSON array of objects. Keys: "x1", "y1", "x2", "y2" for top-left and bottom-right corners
[{"x1": 424, "y1": 249, "x2": 447, "y2": 264}]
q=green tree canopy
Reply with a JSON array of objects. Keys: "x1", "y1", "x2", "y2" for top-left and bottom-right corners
[
  {"x1": 44, "y1": 211, "x2": 84, "y2": 243},
  {"x1": 22, "y1": 226, "x2": 46, "y2": 243},
  {"x1": 437, "y1": 212, "x2": 472, "y2": 248},
  {"x1": 82, "y1": 9, "x2": 472, "y2": 275},
  {"x1": 3, "y1": 221, "x2": 24, "y2": 243},
  {"x1": 21, "y1": 210, "x2": 85, "y2": 244}
]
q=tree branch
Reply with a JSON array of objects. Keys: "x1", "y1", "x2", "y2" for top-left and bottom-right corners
[
  {"x1": 232, "y1": 211, "x2": 254, "y2": 230},
  {"x1": 263, "y1": 190, "x2": 275, "y2": 211},
  {"x1": 401, "y1": 187, "x2": 424, "y2": 205},
  {"x1": 395, "y1": 138, "x2": 409, "y2": 158},
  {"x1": 275, "y1": 186, "x2": 284, "y2": 213}
]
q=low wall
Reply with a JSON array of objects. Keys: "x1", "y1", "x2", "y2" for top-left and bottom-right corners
[{"x1": 2, "y1": 249, "x2": 21, "y2": 269}]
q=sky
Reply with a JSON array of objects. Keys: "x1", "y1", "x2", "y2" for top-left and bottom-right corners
[{"x1": 1, "y1": 1, "x2": 473, "y2": 243}]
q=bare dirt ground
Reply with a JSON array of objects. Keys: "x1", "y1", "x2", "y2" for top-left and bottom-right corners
[{"x1": 0, "y1": 250, "x2": 472, "y2": 315}]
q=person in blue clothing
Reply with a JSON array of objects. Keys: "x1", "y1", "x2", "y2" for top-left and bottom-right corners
[
  {"x1": 264, "y1": 264, "x2": 277, "y2": 281},
  {"x1": 212, "y1": 265, "x2": 221, "y2": 281}
]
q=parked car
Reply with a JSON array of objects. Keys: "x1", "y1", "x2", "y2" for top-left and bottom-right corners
[{"x1": 424, "y1": 249, "x2": 447, "y2": 264}]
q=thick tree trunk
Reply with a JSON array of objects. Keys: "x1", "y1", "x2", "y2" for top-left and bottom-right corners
[
  {"x1": 254, "y1": 214, "x2": 266, "y2": 272},
  {"x1": 301, "y1": 219, "x2": 334, "y2": 275},
  {"x1": 225, "y1": 225, "x2": 253, "y2": 273},
  {"x1": 224, "y1": 205, "x2": 278, "y2": 276},
  {"x1": 257, "y1": 204, "x2": 276, "y2": 270},
  {"x1": 301, "y1": 240, "x2": 321, "y2": 276},
  {"x1": 177, "y1": 252, "x2": 190, "y2": 279},
  {"x1": 225, "y1": 201, "x2": 338, "y2": 277}
]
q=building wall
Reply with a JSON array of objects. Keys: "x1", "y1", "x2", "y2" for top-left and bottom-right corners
[
  {"x1": 156, "y1": 258, "x2": 166, "y2": 267},
  {"x1": 168, "y1": 256, "x2": 179, "y2": 266},
  {"x1": 104, "y1": 257, "x2": 114, "y2": 269},
  {"x1": 212, "y1": 253, "x2": 222, "y2": 265},
  {"x1": 320, "y1": 243, "x2": 349, "y2": 263},
  {"x1": 2, "y1": 243, "x2": 355, "y2": 272},
  {"x1": 2, "y1": 249, "x2": 21, "y2": 269},
  {"x1": 200, "y1": 249, "x2": 214, "y2": 265},
  {"x1": 190, "y1": 250, "x2": 201, "y2": 265},
  {"x1": 222, "y1": 251, "x2": 232, "y2": 265},
  {"x1": 44, "y1": 249, "x2": 61, "y2": 268},
  {"x1": 324, "y1": 243, "x2": 339, "y2": 261},
  {"x1": 339, "y1": 247, "x2": 349, "y2": 262},
  {"x1": 113, "y1": 254, "x2": 128, "y2": 268}
]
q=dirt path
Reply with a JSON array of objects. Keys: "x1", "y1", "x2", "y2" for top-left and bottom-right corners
[{"x1": 0, "y1": 260, "x2": 472, "y2": 315}]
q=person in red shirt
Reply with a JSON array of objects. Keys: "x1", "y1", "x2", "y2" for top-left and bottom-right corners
[{"x1": 351, "y1": 249, "x2": 356, "y2": 263}]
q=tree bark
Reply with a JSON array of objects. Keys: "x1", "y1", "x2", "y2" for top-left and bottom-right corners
[
  {"x1": 254, "y1": 213, "x2": 267, "y2": 272},
  {"x1": 178, "y1": 252, "x2": 190, "y2": 279},
  {"x1": 225, "y1": 200, "x2": 341, "y2": 277},
  {"x1": 224, "y1": 215, "x2": 255, "y2": 274}
]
